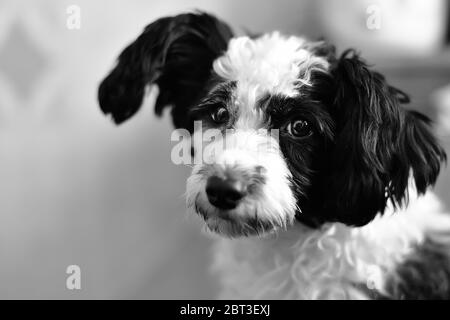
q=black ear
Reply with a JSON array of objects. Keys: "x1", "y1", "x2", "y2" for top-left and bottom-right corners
[
  {"x1": 319, "y1": 50, "x2": 446, "y2": 226},
  {"x1": 98, "y1": 12, "x2": 233, "y2": 130},
  {"x1": 392, "y1": 110, "x2": 446, "y2": 197}
]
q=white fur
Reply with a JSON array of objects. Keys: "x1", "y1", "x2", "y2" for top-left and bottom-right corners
[
  {"x1": 187, "y1": 128, "x2": 297, "y2": 237},
  {"x1": 213, "y1": 32, "x2": 329, "y2": 98},
  {"x1": 210, "y1": 190, "x2": 450, "y2": 299}
]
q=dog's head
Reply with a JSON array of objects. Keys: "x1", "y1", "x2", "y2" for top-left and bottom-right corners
[{"x1": 99, "y1": 12, "x2": 446, "y2": 237}]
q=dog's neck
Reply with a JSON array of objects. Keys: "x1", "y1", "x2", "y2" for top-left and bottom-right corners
[{"x1": 210, "y1": 190, "x2": 449, "y2": 299}]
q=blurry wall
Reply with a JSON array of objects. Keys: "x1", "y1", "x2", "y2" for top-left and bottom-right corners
[
  {"x1": 0, "y1": 0, "x2": 448, "y2": 299},
  {"x1": 317, "y1": 0, "x2": 447, "y2": 59}
]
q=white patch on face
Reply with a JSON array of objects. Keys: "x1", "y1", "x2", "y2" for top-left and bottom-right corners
[
  {"x1": 186, "y1": 128, "x2": 297, "y2": 237},
  {"x1": 213, "y1": 32, "x2": 330, "y2": 98}
]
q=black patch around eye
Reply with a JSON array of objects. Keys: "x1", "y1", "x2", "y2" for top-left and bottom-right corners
[
  {"x1": 188, "y1": 81, "x2": 236, "y2": 124},
  {"x1": 263, "y1": 95, "x2": 334, "y2": 141},
  {"x1": 191, "y1": 101, "x2": 225, "y2": 117}
]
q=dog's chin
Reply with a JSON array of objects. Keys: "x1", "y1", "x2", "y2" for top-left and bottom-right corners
[
  {"x1": 189, "y1": 195, "x2": 291, "y2": 238},
  {"x1": 203, "y1": 215, "x2": 280, "y2": 238}
]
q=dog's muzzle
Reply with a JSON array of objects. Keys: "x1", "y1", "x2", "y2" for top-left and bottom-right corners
[{"x1": 186, "y1": 129, "x2": 297, "y2": 237}]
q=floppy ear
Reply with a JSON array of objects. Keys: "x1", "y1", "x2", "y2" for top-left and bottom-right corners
[
  {"x1": 319, "y1": 50, "x2": 446, "y2": 226},
  {"x1": 98, "y1": 12, "x2": 233, "y2": 130}
]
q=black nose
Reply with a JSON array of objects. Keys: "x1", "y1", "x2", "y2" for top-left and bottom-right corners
[{"x1": 205, "y1": 176, "x2": 246, "y2": 210}]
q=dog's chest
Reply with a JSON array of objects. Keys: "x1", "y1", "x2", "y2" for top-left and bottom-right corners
[
  {"x1": 211, "y1": 224, "x2": 391, "y2": 299},
  {"x1": 210, "y1": 192, "x2": 450, "y2": 299}
]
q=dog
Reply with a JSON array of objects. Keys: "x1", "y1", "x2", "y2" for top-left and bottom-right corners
[{"x1": 98, "y1": 12, "x2": 450, "y2": 299}]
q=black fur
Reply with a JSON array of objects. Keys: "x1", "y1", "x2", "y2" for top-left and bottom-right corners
[
  {"x1": 354, "y1": 237, "x2": 450, "y2": 300},
  {"x1": 263, "y1": 93, "x2": 334, "y2": 228},
  {"x1": 308, "y1": 50, "x2": 447, "y2": 226},
  {"x1": 98, "y1": 12, "x2": 233, "y2": 130},
  {"x1": 385, "y1": 237, "x2": 450, "y2": 299}
]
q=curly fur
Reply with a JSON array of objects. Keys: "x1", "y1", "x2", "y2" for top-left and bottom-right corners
[
  {"x1": 213, "y1": 32, "x2": 329, "y2": 97},
  {"x1": 211, "y1": 189, "x2": 450, "y2": 299}
]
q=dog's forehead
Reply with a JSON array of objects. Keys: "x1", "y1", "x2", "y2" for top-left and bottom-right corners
[
  {"x1": 211, "y1": 33, "x2": 329, "y2": 128},
  {"x1": 213, "y1": 32, "x2": 329, "y2": 100}
]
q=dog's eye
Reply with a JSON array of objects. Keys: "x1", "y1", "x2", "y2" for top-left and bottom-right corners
[
  {"x1": 211, "y1": 107, "x2": 229, "y2": 124},
  {"x1": 287, "y1": 119, "x2": 312, "y2": 138}
]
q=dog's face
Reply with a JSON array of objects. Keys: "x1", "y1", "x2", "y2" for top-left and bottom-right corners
[
  {"x1": 98, "y1": 12, "x2": 446, "y2": 237},
  {"x1": 185, "y1": 33, "x2": 334, "y2": 236}
]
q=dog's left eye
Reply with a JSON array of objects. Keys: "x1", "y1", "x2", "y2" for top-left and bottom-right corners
[
  {"x1": 211, "y1": 107, "x2": 229, "y2": 124},
  {"x1": 287, "y1": 119, "x2": 313, "y2": 138}
]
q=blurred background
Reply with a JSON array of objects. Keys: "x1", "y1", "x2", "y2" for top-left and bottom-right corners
[{"x1": 0, "y1": 0, "x2": 449, "y2": 299}]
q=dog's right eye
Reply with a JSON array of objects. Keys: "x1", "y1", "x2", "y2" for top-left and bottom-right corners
[{"x1": 211, "y1": 107, "x2": 229, "y2": 124}]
